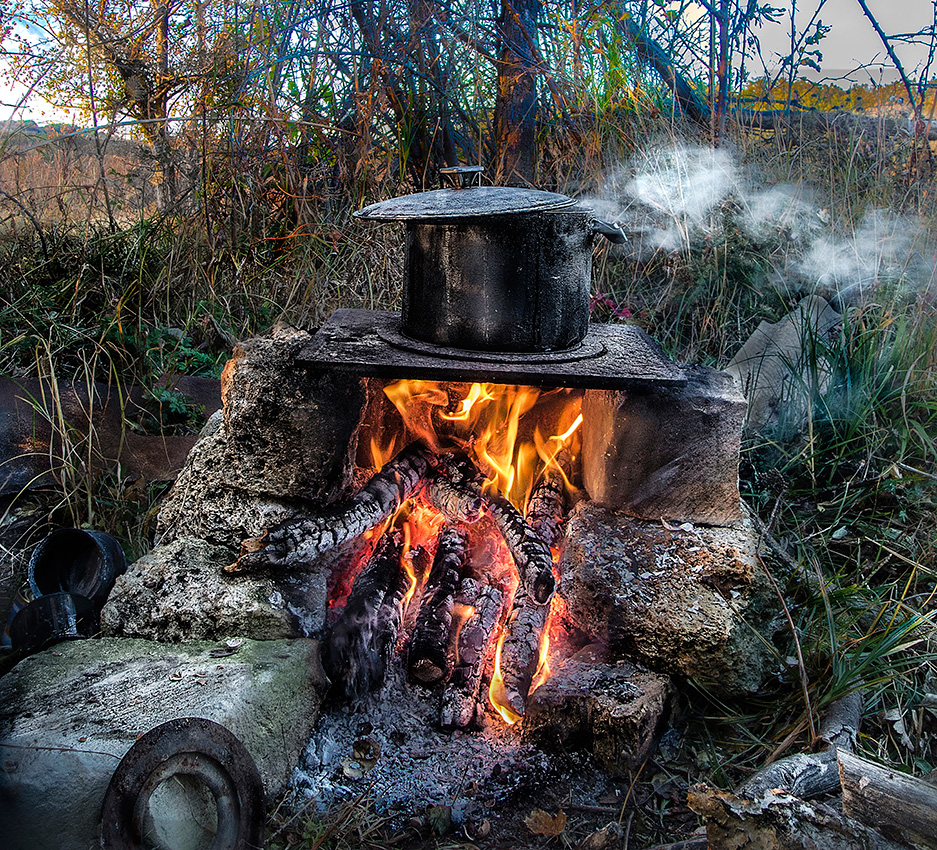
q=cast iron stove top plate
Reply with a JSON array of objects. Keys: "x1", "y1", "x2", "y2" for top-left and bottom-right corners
[
  {"x1": 298, "y1": 310, "x2": 685, "y2": 390},
  {"x1": 376, "y1": 325, "x2": 607, "y2": 364}
]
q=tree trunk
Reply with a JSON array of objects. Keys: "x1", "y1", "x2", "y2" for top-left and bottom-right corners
[{"x1": 493, "y1": 0, "x2": 540, "y2": 185}]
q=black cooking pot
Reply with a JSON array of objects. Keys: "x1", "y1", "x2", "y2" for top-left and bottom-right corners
[{"x1": 355, "y1": 168, "x2": 625, "y2": 352}]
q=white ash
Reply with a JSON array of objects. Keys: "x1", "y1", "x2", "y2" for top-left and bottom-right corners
[{"x1": 291, "y1": 661, "x2": 560, "y2": 822}]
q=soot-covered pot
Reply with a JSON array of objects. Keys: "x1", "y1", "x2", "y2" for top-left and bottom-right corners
[{"x1": 354, "y1": 167, "x2": 625, "y2": 353}]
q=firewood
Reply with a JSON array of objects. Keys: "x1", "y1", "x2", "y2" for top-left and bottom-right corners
[
  {"x1": 421, "y1": 469, "x2": 483, "y2": 523},
  {"x1": 839, "y1": 749, "x2": 937, "y2": 849},
  {"x1": 688, "y1": 784, "x2": 906, "y2": 850},
  {"x1": 322, "y1": 529, "x2": 408, "y2": 700},
  {"x1": 738, "y1": 690, "x2": 862, "y2": 800},
  {"x1": 487, "y1": 457, "x2": 569, "y2": 718},
  {"x1": 232, "y1": 444, "x2": 430, "y2": 571},
  {"x1": 428, "y1": 451, "x2": 556, "y2": 602},
  {"x1": 525, "y1": 447, "x2": 570, "y2": 548},
  {"x1": 440, "y1": 578, "x2": 504, "y2": 729},
  {"x1": 489, "y1": 585, "x2": 552, "y2": 719},
  {"x1": 408, "y1": 526, "x2": 468, "y2": 684},
  {"x1": 483, "y1": 493, "x2": 555, "y2": 603}
]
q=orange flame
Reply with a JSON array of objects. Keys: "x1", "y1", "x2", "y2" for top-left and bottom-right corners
[
  {"x1": 488, "y1": 630, "x2": 523, "y2": 725},
  {"x1": 400, "y1": 522, "x2": 418, "y2": 609}
]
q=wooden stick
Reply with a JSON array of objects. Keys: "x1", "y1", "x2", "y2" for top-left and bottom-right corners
[
  {"x1": 322, "y1": 529, "x2": 408, "y2": 700},
  {"x1": 408, "y1": 526, "x2": 467, "y2": 684},
  {"x1": 738, "y1": 690, "x2": 862, "y2": 800},
  {"x1": 839, "y1": 749, "x2": 937, "y2": 848},
  {"x1": 440, "y1": 578, "x2": 504, "y2": 729}
]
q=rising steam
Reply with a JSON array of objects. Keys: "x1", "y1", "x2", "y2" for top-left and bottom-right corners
[{"x1": 586, "y1": 143, "x2": 936, "y2": 305}]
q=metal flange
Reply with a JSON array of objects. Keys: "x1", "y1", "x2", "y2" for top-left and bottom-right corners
[{"x1": 100, "y1": 717, "x2": 265, "y2": 849}]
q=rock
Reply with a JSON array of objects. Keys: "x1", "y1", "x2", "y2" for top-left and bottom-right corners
[
  {"x1": 220, "y1": 323, "x2": 366, "y2": 501},
  {"x1": 155, "y1": 409, "x2": 307, "y2": 549},
  {"x1": 0, "y1": 636, "x2": 329, "y2": 850},
  {"x1": 558, "y1": 503, "x2": 774, "y2": 694},
  {"x1": 725, "y1": 295, "x2": 842, "y2": 434},
  {"x1": 523, "y1": 644, "x2": 675, "y2": 774},
  {"x1": 581, "y1": 365, "x2": 746, "y2": 525},
  {"x1": 100, "y1": 536, "x2": 328, "y2": 641}
]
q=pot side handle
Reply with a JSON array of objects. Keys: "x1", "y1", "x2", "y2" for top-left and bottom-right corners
[{"x1": 592, "y1": 219, "x2": 627, "y2": 245}]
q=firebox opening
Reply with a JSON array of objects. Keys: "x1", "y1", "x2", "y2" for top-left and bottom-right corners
[{"x1": 321, "y1": 378, "x2": 585, "y2": 729}]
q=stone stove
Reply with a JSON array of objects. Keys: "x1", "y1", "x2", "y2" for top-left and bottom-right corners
[{"x1": 89, "y1": 310, "x2": 773, "y2": 817}]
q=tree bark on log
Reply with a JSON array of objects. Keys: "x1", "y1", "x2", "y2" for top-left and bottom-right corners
[
  {"x1": 688, "y1": 784, "x2": 907, "y2": 850},
  {"x1": 839, "y1": 749, "x2": 937, "y2": 850},
  {"x1": 322, "y1": 529, "x2": 408, "y2": 701},
  {"x1": 440, "y1": 578, "x2": 504, "y2": 729},
  {"x1": 484, "y1": 493, "x2": 555, "y2": 603},
  {"x1": 408, "y1": 526, "x2": 468, "y2": 684},
  {"x1": 232, "y1": 445, "x2": 430, "y2": 571},
  {"x1": 738, "y1": 690, "x2": 862, "y2": 799}
]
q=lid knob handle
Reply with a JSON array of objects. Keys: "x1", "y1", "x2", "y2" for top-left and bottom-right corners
[{"x1": 440, "y1": 165, "x2": 485, "y2": 189}]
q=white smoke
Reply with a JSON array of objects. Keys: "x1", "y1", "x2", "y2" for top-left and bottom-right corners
[{"x1": 586, "y1": 143, "x2": 937, "y2": 304}]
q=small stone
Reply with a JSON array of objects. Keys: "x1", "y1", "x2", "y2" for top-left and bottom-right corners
[{"x1": 523, "y1": 645, "x2": 674, "y2": 774}]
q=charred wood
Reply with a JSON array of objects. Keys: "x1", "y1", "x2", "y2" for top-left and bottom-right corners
[
  {"x1": 323, "y1": 529, "x2": 408, "y2": 701},
  {"x1": 486, "y1": 453, "x2": 569, "y2": 718},
  {"x1": 738, "y1": 690, "x2": 862, "y2": 800},
  {"x1": 526, "y1": 447, "x2": 571, "y2": 547},
  {"x1": 408, "y1": 526, "x2": 468, "y2": 684},
  {"x1": 421, "y1": 469, "x2": 483, "y2": 523},
  {"x1": 489, "y1": 585, "x2": 551, "y2": 720},
  {"x1": 233, "y1": 444, "x2": 430, "y2": 571},
  {"x1": 484, "y1": 493, "x2": 555, "y2": 603},
  {"x1": 440, "y1": 578, "x2": 504, "y2": 729},
  {"x1": 839, "y1": 749, "x2": 937, "y2": 849}
]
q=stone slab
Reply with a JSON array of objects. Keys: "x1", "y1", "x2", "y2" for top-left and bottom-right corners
[
  {"x1": 0, "y1": 637, "x2": 328, "y2": 850},
  {"x1": 581, "y1": 364, "x2": 746, "y2": 525},
  {"x1": 558, "y1": 503, "x2": 774, "y2": 694},
  {"x1": 523, "y1": 644, "x2": 675, "y2": 774}
]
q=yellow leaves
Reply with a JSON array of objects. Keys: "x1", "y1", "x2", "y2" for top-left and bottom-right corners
[{"x1": 524, "y1": 808, "x2": 567, "y2": 837}]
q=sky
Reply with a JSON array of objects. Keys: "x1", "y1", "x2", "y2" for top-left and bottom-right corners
[
  {"x1": 0, "y1": 1, "x2": 934, "y2": 125},
  {"x1": 754, "y1": 0, "x2": 935, "y2": 84}
]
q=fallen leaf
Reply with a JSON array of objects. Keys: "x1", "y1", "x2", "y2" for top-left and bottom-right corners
[
  {"x1": 524, "y1": 808, "x2": 566, "y2": 837},
  {"x1": 426, "y1": 804, "x2": 451, "y2": 835}
]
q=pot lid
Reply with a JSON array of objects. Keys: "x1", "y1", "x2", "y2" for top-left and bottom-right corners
[{"x1": 354, "y1": 185, "x2": 583, "y2": 221}]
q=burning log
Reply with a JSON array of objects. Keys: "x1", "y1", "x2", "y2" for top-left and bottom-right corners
[
  {"x1": 233, "y1": 444, "x2": 430, "y2": 571},
  {"x1": 526, "y1": 448, "x2": 570, "y2": 547},
  {"x1": 322, "y1": 529, "x2": 409, "y2": 700},
  {"x1": 421, "y1": 468, "x2": 483, "y2": 523},
  {"x1": 488, "y1": 459, "x2": 570, "y2": 720},
  {"x1": 440, "y1": 578, "x2": 504, "y2": 729},
  {"x1": 408, "y1": 526, "x2": 468, "y2": 684},
  {"x1": 483, "y1": 493, "x2": 555, "y2": 603},
  {"x1": 489, "y1": 585, "x2": 552, "y2": 722}
]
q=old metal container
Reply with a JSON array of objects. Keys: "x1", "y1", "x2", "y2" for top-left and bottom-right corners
[{"x1": 355, "y1": 170, "x2": 625, "y2": 352}]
